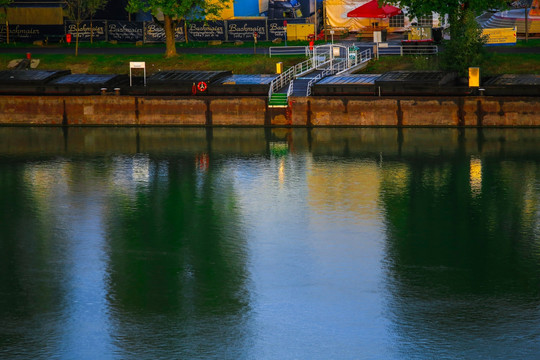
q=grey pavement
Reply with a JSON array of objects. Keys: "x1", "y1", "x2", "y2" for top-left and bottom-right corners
[
  {"x1": 1, "y1": 42, "x2": 539, "y2": 56},
  {"x1": 0, "y1": 45, "x2": 271, "y2": 55}
]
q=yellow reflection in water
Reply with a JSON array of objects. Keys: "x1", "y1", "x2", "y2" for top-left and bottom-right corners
[
  {"x1": 470, "y1": 157, "x2": 482, "y2": 196},
  {"x1": 279, "y1": 158, "x2": 285, "y2": 185},
  {"x1": 381, "y1": 164, "x2": 410, "y2": 196},
  {"x1": 307, "y1": 160, "x2": 382, "y2": 223}
]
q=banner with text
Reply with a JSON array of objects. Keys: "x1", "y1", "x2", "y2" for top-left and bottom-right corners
[
  {"x1": 66, "y1": 21, "x2": 107, "y2": 42},
  {"x1": 0, "y1": 24, "x2": 64, "y2": 42},
  {"x1": 144, "y1": 21, "x2": 185, "y2": 43},
  {"x1": 108, "y1": 21, "x2": 144, "y2": 42},
  {"x1": 186, "y1": 21, "x2": 226, "y2": 41},
  {"x1": 227, "y1": 20, "x2": 267, "y2": 41},
  {"x1": 483, "y1": 27, "x2": 517, "y2": 46},
  {"x1": 267, "y1": 20, "x2": 287, "y2": 41}
]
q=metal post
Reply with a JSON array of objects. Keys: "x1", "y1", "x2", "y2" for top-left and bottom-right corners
[
  {"x1": 323, "y1": 0, "x2": 327, "y2": 42},
  {"x1": 284, "y1": 20, "x2": 287, "y2": 46},
  {"x1": 525, "y1": 6, "x2": 529, "y2": 43},
  {"x1": 314, "y1": 0, "x2": 318, "y2": 41}
]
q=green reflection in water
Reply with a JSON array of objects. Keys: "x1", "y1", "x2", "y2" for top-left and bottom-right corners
[
  {"x1": 0, "y1": 127, "x2": 539, "y2": 359},
  {"x1": 380, "y1": 147, "x2": 540, "y2": 358},
  {"x1": 103, "y1": 155, "x2": 250, "y2": 358}
]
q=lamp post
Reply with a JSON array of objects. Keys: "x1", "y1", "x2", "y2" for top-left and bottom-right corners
[
  {"x1": 284, "y1": 20, "x2": 287, "y2": 46},
  {"x1": 314, "y1": 0, "x2": 317, "y2": 41},
  {"x1": 323, "y1": 0, "x2": 327, "y2": 42},
  {"x1": 525, "y1": 5, "x2": 529, "y2": 43}
]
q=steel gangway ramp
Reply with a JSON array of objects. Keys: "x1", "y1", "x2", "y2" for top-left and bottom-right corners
[{"x1": 268, "y1": 45, "x2": 372, "y2": 107}]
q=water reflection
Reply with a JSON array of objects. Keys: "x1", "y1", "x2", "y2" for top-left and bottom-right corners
[
  {"x1": 103, "y1": 155, "x2": 250, "y2": 358},
  {"x1": 0, "y1": 127, "x2": 539, "y2": 359},
  {"x1": 380, "y1": 151, "x2": 540, "y2": 358}
]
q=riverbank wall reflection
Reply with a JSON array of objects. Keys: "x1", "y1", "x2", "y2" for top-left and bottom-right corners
[
  {"x1": 380, "y1": 144, "x2": 540, "y2": 358},
  {"x1": 1, "y1": 127, "x2": 540, "y2": 159},
  {"x1": 0, "y1": 127, "x2": 539, "y2": 359}
]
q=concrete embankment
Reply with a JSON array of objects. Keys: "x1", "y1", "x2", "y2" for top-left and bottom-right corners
[{"x1": 0, "y1": 95, "x2": 539, "y2": 126}]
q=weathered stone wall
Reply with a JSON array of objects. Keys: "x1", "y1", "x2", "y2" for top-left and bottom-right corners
[
  {"x1": 0, "y1": 95, "x2": 539, "y2": 127},
  {"x1": 0, "y1": 96, "x2": 64, "y2": 125},
  {"x1": 138, "y1": 98, "x2": 207, "y2": 126},
  {"x1": 65, "y1": 96, "x2": 137, "y2": 125}
]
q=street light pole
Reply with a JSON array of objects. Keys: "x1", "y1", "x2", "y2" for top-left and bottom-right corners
[
  {"x1": 324, "y1": 0, "x2": 327, "y2": 42},
  {"x1": 314, "y1": 0, "x2": 317, "y2": 41},
  {"x1": 284, "y1": 20, "x2": 287, "y2": 46},
  {"x1": 525, "y1": 5, "x2": 529, "y2": 43}
]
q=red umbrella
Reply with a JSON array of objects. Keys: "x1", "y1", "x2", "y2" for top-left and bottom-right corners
[{"x1": 347, "y1": 0, "x2": 402, "y2": 18}]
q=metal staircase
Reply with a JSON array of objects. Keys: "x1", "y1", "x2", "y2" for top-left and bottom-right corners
[
  {"x1": 267, "y1": 45, "x2": 373, "y2": 106},
  {"x1": 268, "y1": 92, "x2": 289, "y2": 107}
]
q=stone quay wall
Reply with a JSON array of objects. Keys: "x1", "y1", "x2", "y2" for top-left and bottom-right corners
[{"x1": 0, "y1": 95, "x2": 539, "y2": 127}]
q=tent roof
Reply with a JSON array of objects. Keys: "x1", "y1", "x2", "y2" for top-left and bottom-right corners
[{"x1": 347, "y1": 0, "x2": 402, "y2": 18}]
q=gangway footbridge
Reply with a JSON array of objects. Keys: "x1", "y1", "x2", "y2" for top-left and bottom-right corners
[{"x1": 268, "y1": 44, "x2": 372, "y2": 108}]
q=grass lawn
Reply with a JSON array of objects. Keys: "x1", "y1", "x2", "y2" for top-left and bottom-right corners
[
  {"x1": 515, "y1": 38, "x2": 540, "y2": 47},
  {"x1": 0, "y1": 53, "x2": 308, "y2": 75},
  {"x1": 0, "y1": 40, "x2": 539, "y2": 75},
  {"x1": 360, "y1": 52, "x2": 540, "y2": 75}
]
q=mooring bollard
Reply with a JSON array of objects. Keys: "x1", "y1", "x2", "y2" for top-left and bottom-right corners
[
  {"x1": 114, "y1": 88, "x2": 121, "y2": 96},
  {"x1": 100, "y1": 88, "x2": 107, "y2": 95}
]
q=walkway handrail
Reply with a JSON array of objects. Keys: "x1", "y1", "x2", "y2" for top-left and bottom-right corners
[
  {"x1": 270, "y1": 46, "x2": 373, "y2": 100},
  {"x1": 287, "y1": 81, "x2": 294, "y2": 98},
  {"x1": 346, "y1": 48, "x2": 372, "y2": 69},
  {"x1": 268, "y1": 58, "x2": 314, "y2": 100},
  {"x1": 306, "y1": 69, "x2": 330, "y2": 96},
  {"x1": 367, "y1": 43, "x2": 438, "y2": 58},
  {"x1": 306, "y1": 60, "x2": 344, "y2": 96},
  {"x1": 307, "y1": 48, "x2": 373, "y2": 96}
]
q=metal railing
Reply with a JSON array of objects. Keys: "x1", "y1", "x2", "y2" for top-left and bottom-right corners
[
  {"x1": 306, "y1": 60, "x2": 346, "y2": 96},
  {"x1": 268, "y1": 58, "x2": 314, "y2": 100},
  {"x1": 401, "y1": 44, "x2": 438, "y2": 55},
  {"x1": 306, "y1": 69, "x2": 331, "y2": 96},
  {"x1": 287, "y1": 81, "x2": 294, "y2": 98},
  {"x1": 345, "y1": 48, "x2": 372, "y2": 71},
  {"x1": 306, "y1": 48, "x2": 372, "y2": 96},
  {"x1": 269, "y1": 46, "x2": 312, "y2": 57},
  {"x1": 370, "y1": 43, "x2": 438, "y2": 59},
  {"x1": 269, "y1": 47, "x2": 373, "y2": 99}
]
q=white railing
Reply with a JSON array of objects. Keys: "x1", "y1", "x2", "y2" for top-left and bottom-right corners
[
  {"x1": 401, "y1": 44, "x2": 438, "y2": 55},
  {"x1": 307, "y1": 48, "x2": 372, "y2": 96},
  {"x1": 287, "y1": 81, "x2": 294, "y2": 98},
  {"x1": 372, "y1": 43, "x2": 438, "y2": 59},
  {"x1": 269, "y1": 46, "x2": 374, "y2": 98},
  {"x1": 268, "y1": 58, "x2": 314, "y2": 100},
  {"x1": 306, "y1": 60, "x2": 345, "y2": 96},
  {"x1": 306, "y1": 69, "x2": 330, "y2": 96},
  {"x1": 269, "y1": 46, "x2": 311, "y2": 57}
]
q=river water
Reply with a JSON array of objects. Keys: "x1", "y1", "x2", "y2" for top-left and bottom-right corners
[{"x1": 0, "y1": 127, "x2": 539, "y2": 359}]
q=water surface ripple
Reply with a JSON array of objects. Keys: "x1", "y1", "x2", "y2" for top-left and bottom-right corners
[{"x1": 0, "y1": 128, "x2": 539, "y2": 359}]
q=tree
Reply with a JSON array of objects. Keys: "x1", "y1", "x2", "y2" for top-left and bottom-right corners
[
  {"x1": 389, "y1": 0, "x2": 507, "y2": 75},
  {"x1": 441, "y1": 7, "x2": 488, "y2": 75},
  {"x1": 65, "y1": 0, "x2": 92, "y2": 56},
  {"x1": 0, "y1": 0, "x2": 13, "y2": 44},
  {"x1": 88, "y1": 0, "x2": 108, "y2": 43},
  {"x1": 126, "y1": 0, "x2": 227, "y2": 58}
]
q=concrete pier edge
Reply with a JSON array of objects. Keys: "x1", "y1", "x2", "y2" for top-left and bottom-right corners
[{"x1": 0, "y1": 95, "x2": 539, "y2": 127}]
